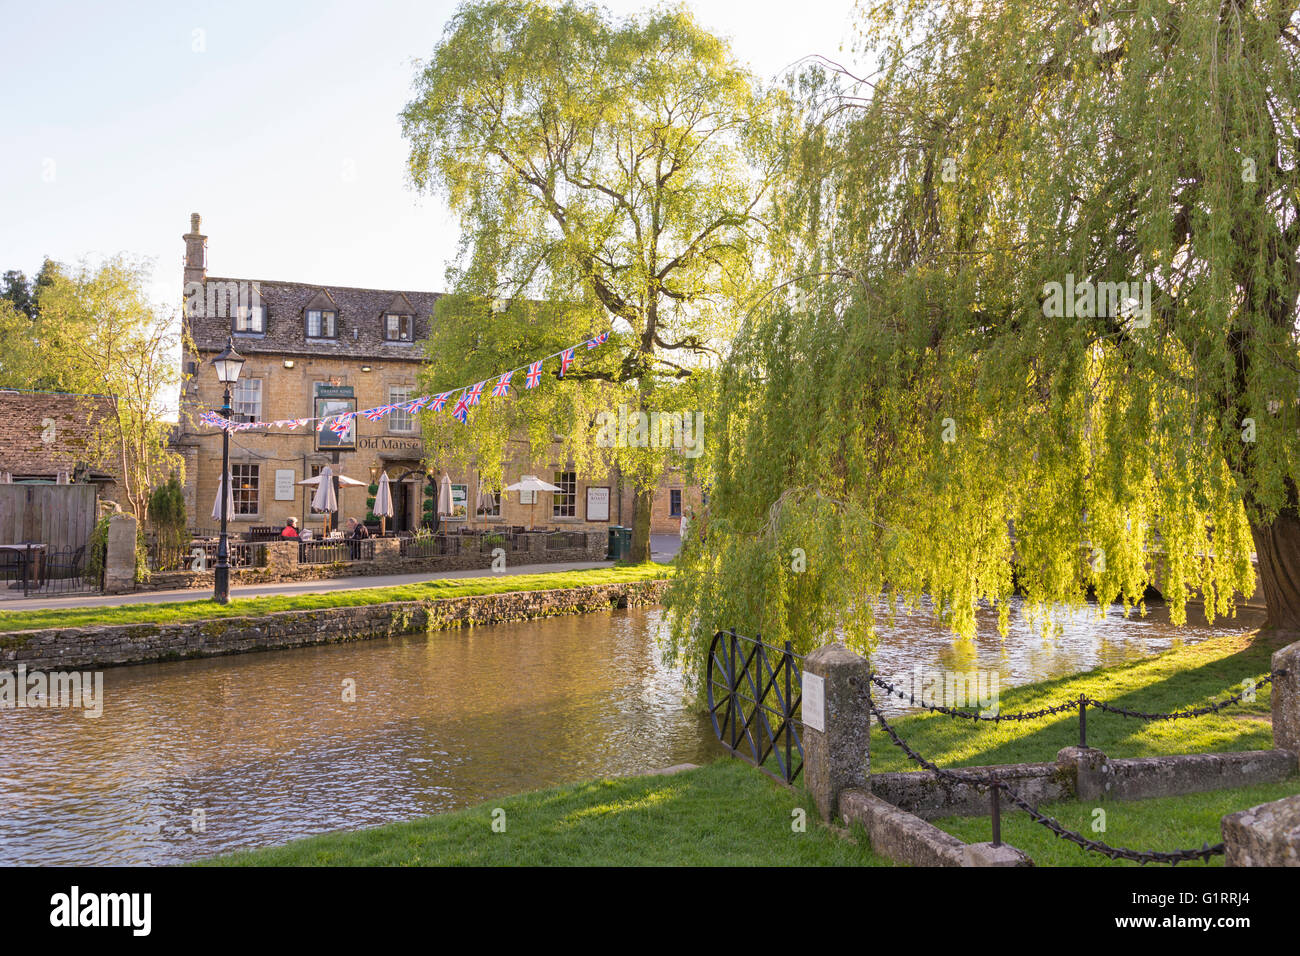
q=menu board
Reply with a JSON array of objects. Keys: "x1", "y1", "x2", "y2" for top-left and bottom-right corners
[{"x1": 586, "y1": 486, "x2": 611, "y2": 522}]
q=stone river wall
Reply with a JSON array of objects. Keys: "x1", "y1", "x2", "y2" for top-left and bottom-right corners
[{"x1": 0, "y1": 579, "x2": 669, "y2": 671}]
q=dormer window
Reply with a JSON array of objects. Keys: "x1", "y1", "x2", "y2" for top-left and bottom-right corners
[
  {"x1": 306, "y1": 309, "x2": 337, "y2": 338},
  {"x1": 384, "y1": 313, "x2": 413, "y2": 342},
  {"x1": 234, "y1": 304, "x2": 266, "y2": 334}
]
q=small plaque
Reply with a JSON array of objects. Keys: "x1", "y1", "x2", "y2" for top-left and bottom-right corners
[
  {"x1": 802, "y1": 672, "x2": 825, "y2": 732},
  {"x1": 274, "y1": 469, "x2": 296, "y2": 501}
]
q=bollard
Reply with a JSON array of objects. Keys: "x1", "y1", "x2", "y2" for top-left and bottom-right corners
[{"x1": 802, "y1": 643, "x2": 870, "y2": 823}]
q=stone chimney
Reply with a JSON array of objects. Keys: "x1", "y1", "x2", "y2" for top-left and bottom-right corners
[{"x1": 183, "y1": 212, "x2": 207, "y2": 286}]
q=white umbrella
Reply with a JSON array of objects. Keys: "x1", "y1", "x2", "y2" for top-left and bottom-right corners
[
  {"x1": 503, "y1": 474, "x2": 561, "y2": 530},
  {"x1": 211, "y1": 472, "x2": 235, "y2": 522},
  {"x1": 309, "y1": 465, "x2": 339, "y2": 534},
  {"x1": 373, "y1": 472, "x2": 394, "y2": 534},
  {"x1": 438, "y1": 474, "x2": 453, "y2": 517}
]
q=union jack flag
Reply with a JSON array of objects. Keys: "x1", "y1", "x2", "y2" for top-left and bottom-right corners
[
  {"x1": 329, "y1": 416, "x2": 353, "y2": 436},
  {"x1": 467, "y1": 380, "x2": 486, "y2": 406},
  {"x1": 452, "y1": 392, "x2": 470, "y2": 423},
  {"x1": 526, "y1": 360, "x2": 543, "y2": 388},
  {"x1": 363, "y1": 404, "x2": 395, "y2": 422},
  {"x1": 199, "y1": 411, "x2": 223, "y2": 427},
  {"x1": 492, "y1": 371, "x2": 512, "y2": 398},
  {"x1": 586, "y1": 331, "x2": 609, "y2": 348},
  {"x1": 559, "y1": 347, "x2": 575, "y2": 377},
  {"x1": 287, "y1": 418, "x2": 309, "y2": 430},
  {"x1": 403, "y1": 395, "x2": 431, "y2": 413},
  {"x1": 431, "y1": 391, "x2": 452, "y2": 412}
]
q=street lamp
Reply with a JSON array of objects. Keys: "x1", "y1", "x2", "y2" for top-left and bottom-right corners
[{"x1": 212, "y1": 337, "x2": 245, "y2": 604}]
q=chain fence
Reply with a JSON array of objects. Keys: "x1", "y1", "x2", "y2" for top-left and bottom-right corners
[{"x1": 852, "y1": 668, "x2": 1290, "y2": 865}]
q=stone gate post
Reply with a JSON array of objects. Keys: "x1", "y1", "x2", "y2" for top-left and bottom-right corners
[
  {"x1": 803, "y1": 643, "x2": 871, "y2": 823},
  {"x1": 103, "y1": 513, "x2": 138, "y2": 595},
  {"x1": 1272, "y1": 639, "x2": 1300, "y2": 766}
]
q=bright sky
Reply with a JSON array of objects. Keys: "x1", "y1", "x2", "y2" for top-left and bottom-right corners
[{"x1": 0, "y1": 0, "x2": 863, "y2": 311}]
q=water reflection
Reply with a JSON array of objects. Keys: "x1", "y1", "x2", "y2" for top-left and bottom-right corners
[
  {"x1": 864, "y1": 597, "x2": 1265, "y2": 715},
  {"x1": 0, "y1": 597, "x2": 1263, "y2": 865},
  {"x1": 0, "y1": 609, "x2": 714, "y2": 866}
]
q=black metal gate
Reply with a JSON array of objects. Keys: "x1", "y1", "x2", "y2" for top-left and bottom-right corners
[{"x1": 706, "y1": 628, "x2": 804, "y2": 784}]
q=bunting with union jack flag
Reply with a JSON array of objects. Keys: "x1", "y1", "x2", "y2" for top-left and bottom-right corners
[
  {"x1": 526, "y1": 360, "x2": 543, "y2": 388},
  {"x1": 194, "y1": 332, "x2": 610, "y2": 433}
]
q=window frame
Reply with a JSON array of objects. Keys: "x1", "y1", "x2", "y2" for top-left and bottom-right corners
[
  {"x1": 231, "y1": 378, "x2": 263, "y2": 423},
  {"x1": 388, "y1": 385, "x2": 415, "y2": 433},
  {"x1": 670, "y1": 489, "x2": 683, "y2": 517},
  {"x1": 306, "y1": 308, "x2": 337, "y2": 339},
  {"x1": 552, "y1": 471, "x2": 577, "y2": 518},
  {"x1": 231, "y1": 463, "x2": 261, "y2": 516},
  {"x1": 383, "y1": 313, "x2": 414, "y2": 342},
  {"x1": 233, "y1": 303, "x2": 266, "y2": 334}
]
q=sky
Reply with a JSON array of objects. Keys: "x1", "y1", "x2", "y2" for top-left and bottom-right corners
[{"x1": 0, "y1": 0, "x2": 864, "y2": 311}]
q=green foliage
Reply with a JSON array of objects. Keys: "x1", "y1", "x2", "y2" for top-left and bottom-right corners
[
  {"x1": 0, "y1": 256, "x2": 184, "y2": 518},
  {"x1": 401, "y1": 1, "x2": 790, "y2": 551},
  {"x1": 84, "y1": 515, "x2": 111, "y2": 588},
  {"x1": 667, "y1": 0, "x2": 1298, "y2": 677}
]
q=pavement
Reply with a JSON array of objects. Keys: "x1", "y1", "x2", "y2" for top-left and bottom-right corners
[{"x1": 1, "y1": 534, "x2": 684, "y2": 613}]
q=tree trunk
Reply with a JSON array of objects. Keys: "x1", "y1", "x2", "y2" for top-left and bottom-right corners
[
  {"x1": 629, "y1": 487, "x2": 653, "y2": 563},
  {"x1": 1249, "y1": 511, "x2": 1300, "y2": 631}
]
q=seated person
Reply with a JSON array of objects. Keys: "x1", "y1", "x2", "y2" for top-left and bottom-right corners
[
  {"x1": 345, "y1": 517, "x2": 370, "y2": 558},
  {"x1": 280, "y1": 517, "x2": 300, "y2": 539}
]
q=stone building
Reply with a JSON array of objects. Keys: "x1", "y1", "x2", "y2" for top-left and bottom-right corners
[
  {"x1": 175, "y1": 213, "x2": 698, "y2": 536},
  {"x1": 0, "y1": 389, "x2": 119, "y2": 492}
]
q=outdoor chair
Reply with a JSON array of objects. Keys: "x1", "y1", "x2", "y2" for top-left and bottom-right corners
[{"x1": 45, "y1": 545, "x2": 85, "y2": 580}]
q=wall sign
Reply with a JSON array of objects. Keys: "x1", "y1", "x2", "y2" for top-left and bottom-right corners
[
  {"x1": 802, "y1": 673, "x2": 825, "y2": 732},
  {"x1": 449, "y1": 483, "x2": 468, "y2": 519},
  {"x1": 314, "y1": 384, "x2": 356, "y2": 451},
  {"x1": 274, "y1": 469, "x2": 296, "y2": 500},
  {"x1": 585, "y1": 486, "x2": 610, "y2": 522}
]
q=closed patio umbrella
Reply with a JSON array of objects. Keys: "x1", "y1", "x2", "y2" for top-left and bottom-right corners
[
  {"x1": 211, "y1": 472, "x2": 235, "y2": 522},
  {"x1": 309, "y1": 465, "x2": 339, "y2": 534},
  {"x1": 438, "y1": 474, "x2": 453, "y2": 517},
  {"x1": 503, "y1": 474, "x2": 561, "y2": 530},
  {"x1": 373, "y1": 472, "x2": 394, "y2": 534}
]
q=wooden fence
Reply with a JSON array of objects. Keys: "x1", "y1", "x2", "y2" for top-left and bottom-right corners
[{"x1": 0, "y1": 483, "x2": 99, "y2": 550}]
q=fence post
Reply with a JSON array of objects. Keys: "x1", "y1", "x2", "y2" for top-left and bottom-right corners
[
  {"x1": 102, "y1": 513, "x2": 138, "y2": 594},
  {"x1": 1272, "y1": 640, "x2": 1300, "y2": 768},
  {"x1": 803, "y1": 643, "x2": 870, "y2": 824}
]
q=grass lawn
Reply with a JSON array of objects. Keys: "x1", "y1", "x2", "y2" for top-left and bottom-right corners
[
  {"x1": 0, "y1": 563, "x2": 670, "y2": 634},
  {"x1": 867, "y1": 627, "x2": 1292, "y2": 771},
  {"x1": 932, "y1": 779, "x2": 1300, "y2": 866},
  {"x1": 201, "y1": 759, "x2": 892, "y2": 867}
]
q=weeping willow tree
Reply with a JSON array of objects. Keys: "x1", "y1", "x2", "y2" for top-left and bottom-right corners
[
  {"x1": 665, "y1": 0, "x2": 1300, "y2": 682},
  {"x1": 401, "y1": 1, "x2": 787, "y2": 556}
]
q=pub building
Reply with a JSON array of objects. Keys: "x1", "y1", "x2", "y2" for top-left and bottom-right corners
[{"x1": 175, "y1": 213, "x2": 698, "y2": 536}]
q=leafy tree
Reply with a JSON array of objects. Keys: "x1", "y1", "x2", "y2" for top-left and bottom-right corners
[
  {"x1": 3, "y1": 256, "x2": 185, "y2": 519},
  {"x1": 666, "y1": 0, "x2": 1300, "y2": 682},
  {"x1": 401, "y1": 0, "x2": 788, "y2": 558}
]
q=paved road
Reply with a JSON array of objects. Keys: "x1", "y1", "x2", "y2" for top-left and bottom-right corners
[{"x1": 1, "y1": 535, "x2": 683, "y2": 613}]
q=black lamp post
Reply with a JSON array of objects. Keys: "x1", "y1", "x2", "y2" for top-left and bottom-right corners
[{"x1": 211, "y1": 337, "x2": 245, "y2": 604}]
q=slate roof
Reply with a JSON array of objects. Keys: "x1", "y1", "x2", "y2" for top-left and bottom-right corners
[{"x1": 185, "y1": 277, "x2": 442, "y2": 361}]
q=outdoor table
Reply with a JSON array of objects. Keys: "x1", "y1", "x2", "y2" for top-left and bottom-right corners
[{"x1": 0, "y1": 543, "x2": 47, "y2": 590}]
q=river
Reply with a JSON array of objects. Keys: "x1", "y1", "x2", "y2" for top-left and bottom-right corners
[{"x1": 0, "y1": 598, "x2": 1264, "y2": 865}]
